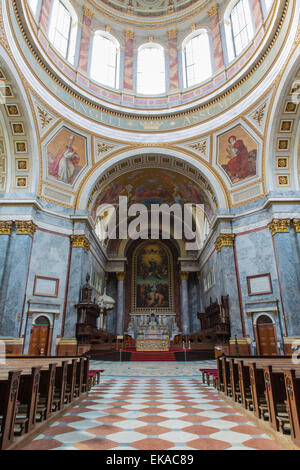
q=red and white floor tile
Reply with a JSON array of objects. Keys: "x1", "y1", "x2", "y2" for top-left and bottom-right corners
[{"x1": 22, "y1": 363, "x2": 284, "y2": 451}]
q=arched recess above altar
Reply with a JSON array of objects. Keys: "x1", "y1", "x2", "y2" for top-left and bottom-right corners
[{"x1": 124, "y1": 239, "x2": 182, "y2": 347}]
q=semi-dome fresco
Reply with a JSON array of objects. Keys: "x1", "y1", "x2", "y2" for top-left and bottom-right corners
[{"x1": 1, "y1": 0, "x2": 300, "y2": 452}]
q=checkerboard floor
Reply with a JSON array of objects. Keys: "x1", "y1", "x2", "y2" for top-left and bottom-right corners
[{"x1": 22, "y1": 362, "x2": 284, "y2": 450}]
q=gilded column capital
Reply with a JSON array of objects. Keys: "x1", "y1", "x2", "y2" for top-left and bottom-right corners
[
  {"x1": 167, "y1": 29, "x2": 177, "y2": 40},
  {"x1": 180, "y1": 271, "x2": 189, "y2": 281},
  {"x1": 70, "y1": 234, "x2": 90, "y2": 253},
  {"x1": 15, "y1": 220, "x2": 37, "y2": 237},
  {"x1": 116, "y1": 272, "x2": 126, "y2": 281},
  {"x1": 0, "y1": 221, "x2": 13, "y2": 235},
  {"x1": 214, "y1": 233, "x2": 235, "y2": 252},
  {"x1": 268, "y1": 219, "x2": 290, "y2": 236},
  {"x1": 207, "y1": 3, "x2": 219, "y2": 17},
  {"x1": 125, "y1": 29, "x2": 135, "y2": 40},
  {"x1": 83, "y1": 5, "x2": 94, "y2": 20},
  {"x1": 293, "y1": 219, "x2": 300, "y2": 232}
]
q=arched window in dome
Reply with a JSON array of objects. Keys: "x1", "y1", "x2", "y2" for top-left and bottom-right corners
[
  {"x1": 27, "y1": 0, "x2": 39, "y2": 17},
  {"x1": 224, "y1": 0, "x2": 254, "y2": 62},
  {"x1": 182, "y1": 31, "x2": 212, "y2": 88},
  {"x1": 137, "y1": 43, "x2": 166, "y2": 95},
  {"x1": 90, "y1": 32, "x2": 120, "y2": 89},
  {"x1": 48, "y1": 0, "x2": 78, "y2": 64}
]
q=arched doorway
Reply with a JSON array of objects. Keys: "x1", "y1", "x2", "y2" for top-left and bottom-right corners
[
  {"x1": 28, "y1": 316, "x2": 51, "y2": 356},
  {"x1": 255, "y1": 315, "x2": 278, "y2": 356}
]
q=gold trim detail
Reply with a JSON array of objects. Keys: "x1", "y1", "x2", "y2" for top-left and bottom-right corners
[
  {"x1": 15, "y1": 220, "x2": 37, "y2": 237},
  {"x1": 125, "y1": 29, "x2": 135, "y2": 39},
  {"x1": 180, "y1": 271, "x2": 189, "y2": 281},
  {"x1": 207, "y1": 4, "x2": 218, "y2": 17},
  {"x1": 268, "y1": 218, "x2": 290, "y2": 235},
  {"x1": 167, "y1": 29, "x2": 177, "y2": 39},
  {"x1": 0, "y1": 221, "x2": 13, "y2": 235},
  {"x1": 116, "y1": 272, "x2": 126, "y2": 281},
  {"x1": 83, "y1": 6, "x2": 94, "y2": 20},
  {"x1": 214, "y1": 233, "x2": 235, "y2": 252},
  {"x1": 293, "y1": 219, "x2": 300, "y2": 232},
  {"x1": 229, "y1": 337, "x2": 251, "y2": 344},
  {"x1": 70, "y1": 234, "x2": 90, "y2": 253}
]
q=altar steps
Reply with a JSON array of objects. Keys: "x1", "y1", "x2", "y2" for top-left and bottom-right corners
[{"x1": 130, "y1": 351, "x2": 175, "y2": 361}]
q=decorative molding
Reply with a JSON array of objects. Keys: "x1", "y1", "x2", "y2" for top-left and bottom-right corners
[
  {"x1": 97, "y1": 141, "x2": 115, "y2": 156},
  {"x1": 15, "y1": 220, "x2": 37, "y2": 237},
  {"x1": 214, "y1": 233, "x2": 235, "y2": 252},
  {"x1": 268, "y1": 218, "x2": 290, "y2": 235},
  {"x1": 70, "y1": 234, "x2": 90, "y2": 252},
  {"x1": 0, "y1": 220, "x2": 13, "y2": 234},
  {"x1": 293, "y1": 219, "x2": 300, "y2": 232},
  {"x1": 188, "y1": 140, "x2": 207, "y2": 157}
]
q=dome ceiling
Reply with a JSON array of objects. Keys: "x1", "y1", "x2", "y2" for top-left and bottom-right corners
[{"x1": 92, "y1": 0, "x2": 202, "y2": 17}]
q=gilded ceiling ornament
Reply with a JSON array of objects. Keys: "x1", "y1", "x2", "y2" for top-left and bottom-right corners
[
  {"x1": 250, "y1": 102, "x2": 267, "y2": 128},
  {"x1": 214, "y1": 233, "x2": 235, "y2": 252},
  {"x1": 189, "y1": 140, "x2": 207, "y2": 156},
  {"x1": 97, "y1": 142, "x2": 115, "y2": 156},
  {"x1": 37, "y1": 105, "x2": 54, "y2": 130}
]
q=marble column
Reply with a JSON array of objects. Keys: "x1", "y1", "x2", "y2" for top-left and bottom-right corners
[
  {"x1": 123, "y1": 30, "x2": 134, "y2": 91},
  {"x1": 64, "y1": 235, "x2": 90, "y2": 338},
  {"x1": 116, "y1": 273, "x2": 125, "y2": 335},
  {"x1": 180, "y1": 272, "x2": 190, "y2": 335},
  {"x1": 207, "y1": 4, "x2": 224, "y2": 72},
  {"x1": 39, "y1": 0, "x2": 52, "y2": 33},
  {"x1": 214, "y1": 234, "x2": 245, "y2": 339},
  {"x1": 0, "y1": 221, "x2": 36, "y2": 338},
  {"x1": 78, "y1": 6, "x2": 94, "y2": 74},
  {"x1": 167, "y1": 29, "x2": 179, "y2": 90},
  {"x1": 269, "y1": 219, "x2": 300, "y2": 337},
  {"x1": 251, "y1": 0, "x2": 264, "y2": 30}
]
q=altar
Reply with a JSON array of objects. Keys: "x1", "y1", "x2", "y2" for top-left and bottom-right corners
[
  {"x1": 136, "y1": 338, "x2": 169, "y2": 351},
  {"x1": 134, "y1": 312, "x2": 170, "y2": 351}
]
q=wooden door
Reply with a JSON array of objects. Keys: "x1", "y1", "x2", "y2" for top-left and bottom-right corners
[
  {"x1": 29, "y1": 316, "x2": 50, "y2": 356},
  {"x1": 255, "y1": 315, "x2": 278, "y2": 356}
]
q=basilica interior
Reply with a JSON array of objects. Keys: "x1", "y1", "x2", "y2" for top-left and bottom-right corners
[{"x1": 0, "y1": 0, "x2": 300, "y2": 452}]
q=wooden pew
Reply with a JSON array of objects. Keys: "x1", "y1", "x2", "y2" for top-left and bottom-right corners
[
  {"x1": 283, "y1": 369, "x2": 300, "y2": 445},
  {"x1": 38, "y1": 363, "x2": 56, "y2": 419},
  {"x1": 221, "y1": 356, "x2": 231, "y2": 396},
  {"x1": 17, "y1": 366, "x2": 41, "y2": 433},
  {"x1": 0, "y1": 370, "x2": 21, "y2": 450},
  {"x1": 263, "y1": 365, "x2": 287, "y2": 431},
  {"x1": 249, "y1": 362, "x2": 266, "y2": 418},
  {"x1": 229, "y1": 358, "x2": 240, "y2": 402}
]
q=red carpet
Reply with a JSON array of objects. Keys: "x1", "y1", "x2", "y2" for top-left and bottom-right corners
[{"x1": 130, "y1": 350, "x2": 176, "y2": 361}]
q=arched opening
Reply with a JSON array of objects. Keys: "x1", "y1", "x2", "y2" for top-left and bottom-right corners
[
  {"x1": 182, "y1": 30, "x2": 212, "y2": 88},
  {"x1": 90, "y1": 31, "x2": 120, "y2": 89},
  {"x1": 29, "y1": 316, "x2": 51, "y2": 356},
  {"x1": 224, "y1": 0, "x2": 254, "y2": 62},
  {"x1": 137, "y1": 43, "x2": 166, "y2": 95},
  {"x1": 255, "y1": 314, "x2": 278, "y2": 356},
  {"x1": 48, "y1": 0, "x2": 78, "y2": 64}
]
